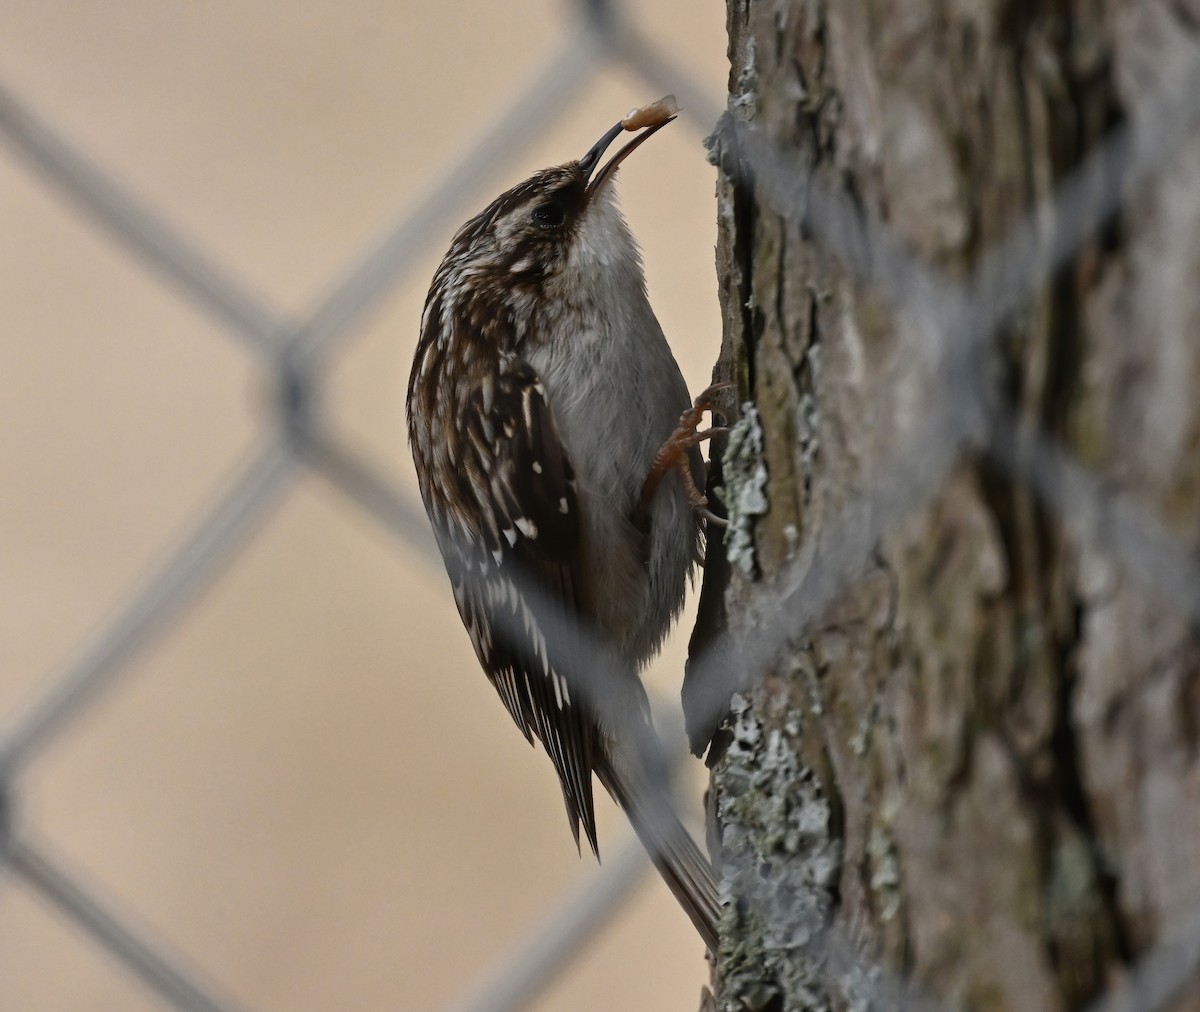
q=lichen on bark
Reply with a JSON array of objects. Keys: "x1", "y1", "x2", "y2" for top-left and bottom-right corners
[
  {"x1": 720, "y1": 405, "x2": 770, "y2": 578},
  {"x1": 698, "y1": 1, "x2": 1200, "y2": 1009},
  {"x1": 715, "y1": 691, "x2": 841, "y2": 1011}
]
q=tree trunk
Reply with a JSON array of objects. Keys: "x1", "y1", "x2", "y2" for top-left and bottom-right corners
[{"x1": 689, "y1": 2, "x2": 1200, "y2": 1009}]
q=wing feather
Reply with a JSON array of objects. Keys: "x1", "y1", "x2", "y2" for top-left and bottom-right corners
[{"x1": 433, "y1": 353, "x2": 601, "y2": 853}]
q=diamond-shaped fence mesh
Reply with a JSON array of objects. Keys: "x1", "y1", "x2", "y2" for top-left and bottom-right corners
[{"x1": 3, "y1": 2, "x2": 1200, "y2": 1010}]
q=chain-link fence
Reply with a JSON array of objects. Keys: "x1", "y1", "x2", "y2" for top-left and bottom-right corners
[{"x1": 4, "y1": 1, "x2": 1200, "y2": 1010}]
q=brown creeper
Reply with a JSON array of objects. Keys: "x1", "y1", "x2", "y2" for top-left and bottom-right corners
[{"x1": 406, "y1": 99, "x2": 720, "y2": 949}]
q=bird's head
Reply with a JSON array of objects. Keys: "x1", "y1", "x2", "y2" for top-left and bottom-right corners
[{"x1": 439, "y1": 103, "x2": 676, "y2": 301}]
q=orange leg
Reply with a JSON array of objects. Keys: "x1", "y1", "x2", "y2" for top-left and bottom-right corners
[{"x1": 639, "y1": 382, "x2": 733, "y2": 526}]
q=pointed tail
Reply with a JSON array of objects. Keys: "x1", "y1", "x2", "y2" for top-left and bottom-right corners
[{"x1": 594, "y1": 748, "x2": 721, "y2": 952}]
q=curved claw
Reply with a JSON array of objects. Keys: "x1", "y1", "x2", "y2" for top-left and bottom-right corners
[{"x1": 640, "y1": 386, "x2": 735, "y2": 514}]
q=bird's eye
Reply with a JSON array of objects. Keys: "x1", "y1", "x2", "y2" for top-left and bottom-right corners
[{"x1": 531, "y1": 201, "x2": 566, "y2": 229}]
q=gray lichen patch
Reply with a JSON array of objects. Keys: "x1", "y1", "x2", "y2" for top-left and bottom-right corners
[
  {"x1": 866, "y1": 824, "x2": 901, "y2": 923},
  {"x1": 731, "y1": 35, "x2": 760, "y2": 118},
  {"x1": 715, "y1": 693, "x2": 842, "y2": 1011},
  {"x1": 721, "y1": 404, "x2": 770, "y2": 578},
  {"x1": 1045, "y1": 834, "x2": 1102, "y2": 930},
  {"x1": 797, "y1": 339, "x2": 823, "y2": 476}
]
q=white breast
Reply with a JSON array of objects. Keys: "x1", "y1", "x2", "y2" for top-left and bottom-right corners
[{"x1": 525, "y1": 189, "x2": 696, "y2": 666}]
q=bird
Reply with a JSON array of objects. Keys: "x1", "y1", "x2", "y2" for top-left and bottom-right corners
[{"x1": 406, "y1": 97, "x2": 721, "y2": 950}]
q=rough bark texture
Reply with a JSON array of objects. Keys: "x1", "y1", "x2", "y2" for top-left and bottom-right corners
[{"x1": 692, "y1": 2, "x2": 1200, "y2": 1009}]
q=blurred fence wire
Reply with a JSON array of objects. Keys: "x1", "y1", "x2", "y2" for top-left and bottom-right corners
[{"x1": 3, "y1": 1, "x2": 1200, "y2": 1010}]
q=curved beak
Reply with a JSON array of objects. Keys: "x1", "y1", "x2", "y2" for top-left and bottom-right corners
[{"x1": 580, "y1": 115, "x2": 676, "y2": 199}]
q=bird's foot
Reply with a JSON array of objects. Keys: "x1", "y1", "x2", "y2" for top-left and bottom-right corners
[{"x1": 640, "y1": 382, "x2": 733, "y2": 526}]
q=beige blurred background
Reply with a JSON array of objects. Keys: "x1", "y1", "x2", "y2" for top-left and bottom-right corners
[{"x1": 0, "y1": 2, "x2": 728, "y2": 1009}]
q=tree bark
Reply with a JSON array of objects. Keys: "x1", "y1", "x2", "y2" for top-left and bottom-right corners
[{"x1": 690, "y1": 2, "x2": 1200, "y2": 1009}]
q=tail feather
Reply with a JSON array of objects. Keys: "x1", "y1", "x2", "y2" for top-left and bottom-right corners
[{"x1": 595, "y1": 751, "x2": 721, "y2": 952}]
